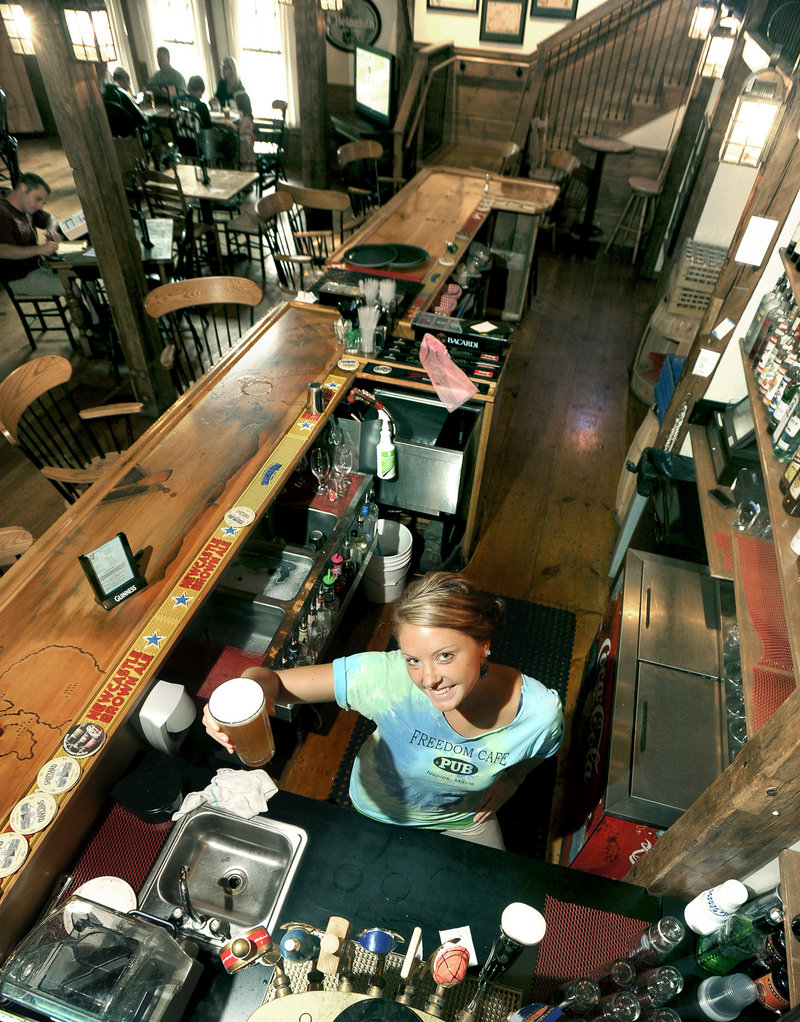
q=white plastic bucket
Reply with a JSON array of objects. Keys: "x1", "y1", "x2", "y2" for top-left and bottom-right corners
[{"x1": 362, "y1": 520, "x2": 413, "y2": 603}]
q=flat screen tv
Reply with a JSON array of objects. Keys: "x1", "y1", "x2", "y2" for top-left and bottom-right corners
[{"x1": 354, "y1": 44, "x2": 395, "y2": 128}]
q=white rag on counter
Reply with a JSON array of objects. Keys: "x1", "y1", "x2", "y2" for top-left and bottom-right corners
[{"x1": 172, "y1": 768, "x2": 278, "y2": 821}]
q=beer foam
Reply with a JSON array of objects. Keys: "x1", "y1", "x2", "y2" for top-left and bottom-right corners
[{"x1": 209, "y1": 677, "x2": 264, "y2": 724}]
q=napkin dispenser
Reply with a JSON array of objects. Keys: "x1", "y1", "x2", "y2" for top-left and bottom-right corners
[{"x1": 0, "y1": 896, "x2": 202, "y2": 1022}]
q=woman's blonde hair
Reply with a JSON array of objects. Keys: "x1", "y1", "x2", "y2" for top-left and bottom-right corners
[
  {"x1": 222, "y1": 56, "x2": 243, "y2": 85},
  {"x1": 392, "y1": 572, "x2": 504, "y2": 645}
]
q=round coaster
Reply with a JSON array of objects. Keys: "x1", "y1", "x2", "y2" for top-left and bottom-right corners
[
  {"x1": 438, "y1": 256, "x2": 455, "y2": 266},
  {"x1": 37, "y1": 756, "x2": 81, "y2": 794},
  {"x1": 74, "y1": 876, "x2": 137, "y2": 913},
  {"x1": 338, "y1": 357, "x2": 359, "y2": 371},
  {"x1": 62, "y1": 721, "x2": 106, "y2": 758},
  {"x1": 224, "y1": 506, "x2": 256, "y2": 528},
  {"x1": 10, "y1": 792, "x2": 57, "y2": 835},
  {"x1": 0, "y1": 831, "x2": 28, "y2": 878},
  {"x1": 372, "y1": 364, "x2": 392, "y2": 375}
]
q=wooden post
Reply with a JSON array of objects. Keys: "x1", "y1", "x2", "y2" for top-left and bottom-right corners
[
  {"x1": 293, "y1": 0, "x2": 330, "y2": 189},
  {"x1": 27, "y1": 0, "x2": 173, "y2": 416}
]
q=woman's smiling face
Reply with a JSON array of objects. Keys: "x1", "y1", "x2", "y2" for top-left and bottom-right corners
[{"x1": 396, "y1": 625, "x2": 487, "y2": 713}]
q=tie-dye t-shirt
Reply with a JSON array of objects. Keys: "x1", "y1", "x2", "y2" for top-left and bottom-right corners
[{"x1": 332, "y1": 650, "x2": 563, "y2": 829}]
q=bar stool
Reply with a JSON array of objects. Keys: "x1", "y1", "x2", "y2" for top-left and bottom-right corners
[{"x1": 604, "y1": 174, "x2": 663, "y2": 263}]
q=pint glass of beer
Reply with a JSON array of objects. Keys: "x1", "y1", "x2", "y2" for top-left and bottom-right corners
[{"x1": 208, "y1": 677, "x2": 275, "y2": 767}]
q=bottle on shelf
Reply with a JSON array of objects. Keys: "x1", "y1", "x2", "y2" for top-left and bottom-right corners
[
  {"x1": 307, "y1": 605, "x2": 321, "y2": 657},
  {"x1": 623, "y1": 917, "x2": 687, "y2": 970},
  {"x1": 747, "y1": 274, "x2": 789, "y2": 360},
  {"x1": 782, "y1": 467, "x2": 800, "y2": 516},
  {"x1": 695, "y1": 906, "x2": 784, "y2": 975},
  {"x1": 586, "y1": 991, "x2": 641, "y2": 1022},
  {"x1": 349, "y1": 527, "x2": 366, "y2": 566},
  {"x1": 591, "y1": 959, "x2": 636, "y2": 994},
  {"x1": 780, "y1": 447, "x2": 800, "y2": 493},
  {"x1": 287, "y1": 637, "x2": 301, "y2": 665},
  {"x1": 342, "y1": 536, "x2": 356, "y2": 583},
  {"x1": 753, "y1": 966, "x2": 791, "y2": 1013},
  {"x1": 298, "y1": 615, "x2": 310, "y2": 659},
  {"x1": 684, "y1": 880, "x2": 749, "y2": 936},
  {"x1": 696, "y1": 973, "x2": 757, "y2": 1021},
  {"x1": 353, "y1": 517, "x2": 370, "y2": 562}
]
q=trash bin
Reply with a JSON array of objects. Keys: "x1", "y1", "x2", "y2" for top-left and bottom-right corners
[{"x1": 362, "y1": 520, "x2": 413, "y2": 603}]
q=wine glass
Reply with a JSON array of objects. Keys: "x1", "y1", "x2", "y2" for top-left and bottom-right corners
[
  {"x1": 332, "y1": 444, "x2": 354, "y2": 501},
  {"x1": 310, "y1": 447, "x2": 330, "y2": 496}
]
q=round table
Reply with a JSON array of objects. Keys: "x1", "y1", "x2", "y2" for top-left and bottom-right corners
[{"x1": 575, "y1": 135, "x2": 634, "y2": 250}]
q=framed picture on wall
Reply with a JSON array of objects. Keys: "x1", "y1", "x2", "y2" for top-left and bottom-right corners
[
  {"x1": 530, "y1": 0, "x2": 578, "y2": 18},
  {"x1": 480, "y1": 0, "x2": 526, "y2": 42},
  {"x1": 427, "y1": 0, "x2": 479, "y2": 13}
]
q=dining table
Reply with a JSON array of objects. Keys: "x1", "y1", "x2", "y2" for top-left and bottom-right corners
[
  {"x1": 574, "y1": 135, "x2": 634, "y2": 253},
  {"x1": 173, "y1": 164, "x2": 258, "y2": 271}
]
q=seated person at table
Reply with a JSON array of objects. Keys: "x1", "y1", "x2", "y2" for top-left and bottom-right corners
[
  {"x1": 111, "y1": 66, "x2": 134, "y2": 94},
  {"x1": 204, "y1": 571, "x2": 564, "y2": 850},
  {"x1": 234, "y1": 91, "x2": 256, "y2": 172},
  {"x1": 0, "y1": 172, "x2": 63, "y2": 296},
  {"x1": 102, "y1": 66, "x2": 149, "y2": 138},
  {"x1": 184, "y1": 75, "x2": 212, "y2": 130},
  {"x1": 214, "y1": 56, "x2": 245, "y2": 109},
  {"x1": 146, "y1": 46, "x2": 186, "y2": 102}
]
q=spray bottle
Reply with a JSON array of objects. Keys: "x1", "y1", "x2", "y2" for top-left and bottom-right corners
[{"x1": 376, "y1": 409, "x2": 397, "y2": 480}]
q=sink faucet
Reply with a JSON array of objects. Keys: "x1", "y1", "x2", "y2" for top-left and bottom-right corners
[{"x1": 178, "y1": 864, "x2": 205, "y2": 926}]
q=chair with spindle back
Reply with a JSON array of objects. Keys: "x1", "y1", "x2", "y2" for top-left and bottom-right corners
[
  {"x1": 254, "y1": 100, "x2": 288, "y2": 195},
  {"x1": 277, "y1": 182, "x2": 353, "y2": 275},
  {"x1": 257, "y1": 190, "x2": 315, "y2": 296},
  {"x1": 144, "y1": 275, "x2": 262, "y2": 393},
  {"x1": 0, "y1": 355, "x2": 144, "y2": 504},
  {"x1": 336, "y1": 139, "x2": 398, "y2": 226}
]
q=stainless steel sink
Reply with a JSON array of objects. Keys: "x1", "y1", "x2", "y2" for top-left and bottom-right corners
[
  {"x1": 261, "y1": 503, "x2": 338, "y2": 548},
  {"x1": 222, "y1": 548, "x2": 314, "y2": 601},
  {"x1": 186, "y1": 597, "x2": 285, "y2": 652},
  {"x1": 138, "y1": 807, "x2": 307, "y2": 945}
]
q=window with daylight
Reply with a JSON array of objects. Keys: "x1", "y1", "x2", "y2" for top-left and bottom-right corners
[
  {"x1": 148, "y1": 0, "x2": 206, "y2": 87},
  {"x1": 237, "y1": 0, "x2": 291, "y2": 118}
]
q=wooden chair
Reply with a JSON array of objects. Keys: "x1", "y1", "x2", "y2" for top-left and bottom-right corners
[
  {"x1": 1, "y1": 279, "x2": 78, "y2": 352},
  {"x1": 277, "y1": 182, "x2": 352, "y2": 274},
  {"x1": 0, "y1": 355, "x2": 144, "y2": 504},
  {"x1": 0, "y1": 526, "x2": 33, "y2": 574},
  {"x1": 531, "y1": 150, "x2": 582, "y2": 251},
  {"x1": 257, "y1": 191, "x2": 315, "y2": 296},
  {"x1": 136, "y1": 166, "x2": 219, "y2": 272},
  {"x1": 144, "y1": 276, "x2": 262, "y2": 393},
  {"x1": 254, "y1": 100, "x2": 287, "y2": 195},
  {"x1": 605, "y1": 144, "x2": 676, "y2": 263},
  {"x1": 169, "y1": 105, "x2": 203, "y2": 161},
  {"x1": 336, "y1": 139, "x2": 393, "y2": 226}
]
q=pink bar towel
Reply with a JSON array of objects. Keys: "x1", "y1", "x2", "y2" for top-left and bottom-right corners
[{"x1": 419, "y1": 332, "x2": 478, "y2": 412}]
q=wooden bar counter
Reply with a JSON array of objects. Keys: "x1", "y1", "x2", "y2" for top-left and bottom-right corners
[
  {"x1": 0, "y1": 302, "x2": 350, "y2": 959},
  {"x1": 0, "y1": 168, "x2": 555, "y2": 960}
]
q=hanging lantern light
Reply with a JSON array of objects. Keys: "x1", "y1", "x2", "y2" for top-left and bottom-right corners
[
  {"x1": 700, "y1": 14, "x2": 739, "y2": 77},
  {"x1": 719, "y1": 63, "x2": 786, "y2": 167},
  {"x1": 688, "y1": 0, "x2": 717, "y2": 41}
]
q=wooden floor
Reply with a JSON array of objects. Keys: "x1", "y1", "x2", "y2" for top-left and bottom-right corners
[{"x1": 0, "y1": 137, "x2": 659, "y2": 860}]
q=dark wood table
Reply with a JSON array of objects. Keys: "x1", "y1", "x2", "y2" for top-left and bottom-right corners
[{"x1": 575, "y1": 135, "x2": 634, "y2": 252}]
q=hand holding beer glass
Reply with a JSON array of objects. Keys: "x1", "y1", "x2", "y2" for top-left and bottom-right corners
[{"x1": 207, "y1": 677, "x2": 275, "y2": 767}]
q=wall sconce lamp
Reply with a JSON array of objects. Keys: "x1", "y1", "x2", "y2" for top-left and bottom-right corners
[
  {"x1": 719, "y1": 62, "x2": 786, "y2": 167},
  {"x1": 0, "y1": 1, "x2": 116, "y2": 61},
  {"x1": 688, "y1": 0, "x2": 717, "y2": 41},
  {"x1": 699, "y1": 14, "x2": 739, "y2": 77},
  {"x1": 0, "y1": 3, "x2": 34, "y2": 54}
]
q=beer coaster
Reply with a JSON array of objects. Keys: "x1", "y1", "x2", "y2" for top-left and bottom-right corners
[
  {"x1": 224, "y1": 506, "x2": 256, "y2": 528},
  {"x1": 74, "y1": 876, "x2": 137, "y2": 913},
  {"x1": 372, "y1": 365, "x2": 393, "y2": 375},
  {"x1": 62, "y1": 721, "x2": 106, "y2": 758},
  {"x1": 10, "y1": 792, "x2": 57, "y2": 835},
  {"x1": 37, "y1": 756, "x2": 81, "y2": 794},
  {"x1": 0, "y1": 831, "x2": 28, "y2": 877},
  {"x1": 338, "y1": 358, "x2": 359, "y2": 371},
  {"x1": 438, "y1": 257, "x2": 455, "y2": 266}
]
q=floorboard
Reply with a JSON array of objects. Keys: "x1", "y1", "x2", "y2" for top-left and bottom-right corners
[{"x1": 0, "y1": 136, "x2": 660, "y2": 861}]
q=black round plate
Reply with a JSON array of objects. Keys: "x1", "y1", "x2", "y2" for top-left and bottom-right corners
[
  {"x1": 389, "y1": 244, "x2": 429, "y2": 269},
  {"x1": 343, "y1": 244, "x2": 399, "y2": 268}
]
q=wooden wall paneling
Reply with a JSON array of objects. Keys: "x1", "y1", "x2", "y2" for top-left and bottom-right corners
[
  {"x1": 27, "y1": 0, "x2": 173, "y2": 417},
  {"x1": 293, "y1": 0, "x2": 330, "y2": 188},
  {"x1": 0, "y1": 20, "x2": 44, "y2": 133}
]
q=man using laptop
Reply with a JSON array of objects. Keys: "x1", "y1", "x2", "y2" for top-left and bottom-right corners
[{"x1": 0, "y1": 172, "x2": 64, "y2": 296}]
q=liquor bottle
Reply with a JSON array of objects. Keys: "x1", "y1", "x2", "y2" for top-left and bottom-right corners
[
  {"x1": 360, "y1": 504, "x2": 376, "y2": 543},
  {"x1": 287, "y1": 638, "x2": 301, "y2": 665},
  {"x1": 788, "y1": 222, "x2": 800, "y2": 263},
  {"x1": 695, "y1": 909, "x2": 784, "y2": 974},
  {"x1": 782, "y1": 468, "x2": 800, "y2": 515},
  {"x1": 753, "y1": 967, "x2": 791, "y2": 1013},
  {"x1": 353, "y1": 518, "x2": 370, "y2": 562},
  {"x1": 746, "y1": 275, "x2": 788, "y2": 359},
  {"x1": 297, "y1": 615, "x2": 310, "y2": 660},
  {"x1": 591, "y1": 959, "x2": 636, "y2": 994},
  {"x1": 341, "y1": 536, "x2": 356, "y2": 583},
  {"x1": 623, "y1": 917, "x2": 686, "y2": 970},
  {"x1": 322, "y1": 569, "x2": 339, "y2": 618},
  {"x1": 307, "y1": 605, "x2": 320, "y2": 657},
  {"x1": 586, "y1": 992, "x2": 640, "y2": 1022},
  {"x1": 684, "y1": 880, "x2": 748, "y2": 936},
  {"x1": 780, "y1": 447, "x2": 800, "y2": 493}
]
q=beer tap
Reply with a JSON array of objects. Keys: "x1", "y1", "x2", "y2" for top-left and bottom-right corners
[
  {"x1": 355, "y1": 927, "x2": 404, "y2": 997},
  {"x1": 456, "y1": 903, "x2": 546, "y2": 1022},
  {"x1": 395, "y1": 926, "x2": 423, "y2": 1005},
  {"x1": 425, "y1": 938, "x2": 470, "y2": 1018}
]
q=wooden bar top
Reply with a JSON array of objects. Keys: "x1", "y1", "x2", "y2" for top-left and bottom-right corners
[
  {"x1": 330, "y1": 167, "x2": 559, "y2": 320},
  {"x1": 0, "y1": 302, "x2": 350, "y2": 955}
]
